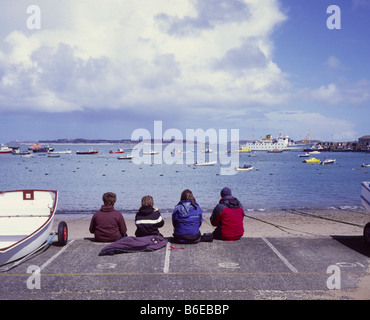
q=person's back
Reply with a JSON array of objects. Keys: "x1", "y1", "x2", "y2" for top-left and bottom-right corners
[
  {"x1": 210, "y1": 187, "x2": 244, "y2": 241},
  {"x1": 89, "y1": 192, "x2": 127, "y2": 242},
  {"x1": 135, "y1": 195, "x2": 164, "y2": 237},
  {"x1": 172, "y1": 190, "x2": 203, "y2": 243}
]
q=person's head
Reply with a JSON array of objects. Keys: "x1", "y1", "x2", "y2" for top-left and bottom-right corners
[
  {"x1": 220, "y1": 187, "x2": 232, "y2": 198},
  {"x1": 180, "y1": 189, "x2": 197, "y2": 204},
  {"x1": 102, "y1": 192, "x2": 116, "y2": 206},
  {"x1": 141, "y1": 195, "x2": 154, "y2": 207}
]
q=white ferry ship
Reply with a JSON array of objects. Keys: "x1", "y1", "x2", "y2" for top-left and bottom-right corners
[{"x1": 241, "y1": 133, "x2": 311, "y2": 151}]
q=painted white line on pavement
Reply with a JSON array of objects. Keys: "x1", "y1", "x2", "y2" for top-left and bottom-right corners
[
  {"x1": 262, "y1": 237, "x2": 298, "y2": 273},
  {"x1": 163, "y1": 242, "x2": 171, "y2": 273},
  {"x1": 40, "y1": 240, "x2": 75, "y2": 272}
]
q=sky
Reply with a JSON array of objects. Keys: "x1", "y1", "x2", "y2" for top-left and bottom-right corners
[{"x1": 0, "y1": 0, "x2": 369, "y2": 143}]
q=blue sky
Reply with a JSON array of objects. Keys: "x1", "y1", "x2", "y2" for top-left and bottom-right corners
[{"x1": 0, "y1": 0, "x2": 369, "y2": 143}]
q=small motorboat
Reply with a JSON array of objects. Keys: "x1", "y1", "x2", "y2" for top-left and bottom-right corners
[
  {"x1": 361, "y1": 163, "x2": 370, "y2": 167},
  {"x1": 303, "y1": 157, "x2": 320, "y2": 163},
  {"x1": 48, "y1": 150, "x2": 72, "y2": 155},
  {"x1": 236, "y1": 147, "x2": 251, "y2": 153},
  {"x1": 117, "y1": 155, "x2": 134, "y2": 160},
  {"x1": 12, "y1": 149, "x2": 31, "y2": 156},
  {"x1": 0, "y1": 145, "x2": 13, "y2": 154},
  {"x1": 76, "y1": 149, "x2": 99, "y2": 155},
  {"x1": 309, "y1": 150, "x2": 321, "y2": 154},
  {"x1": 298, "y1": 153, "x2": 310, "y2": 157},
  {"x1": 48, "y1": 153, "x2": 60, "y2": 158},
  {"x1": 194, "y1": 161, "x2": 217, "y2": 166},
  {"x1": 236, "y1": 164, "x2": 254, "y2": 171},
  {"x1": 319, "y1": 159, "x2": 336, "y2": 165},
  {"x1": 109, "y1": 148, "x2": 125, "y2": 154},
  {"x1": 143, "y1": 150, "x2": 159, "y2": 155},
  {"x1": 0, "y1": 190, "x2": 68, "y2": 269}
]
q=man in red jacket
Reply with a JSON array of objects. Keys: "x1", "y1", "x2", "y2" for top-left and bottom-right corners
[
  {"x1": 210, "y1": 187, "x2": 245, "y2": 241},
  {"x1": 89, "y1": 192, "x2": 127, "y2": 242}
]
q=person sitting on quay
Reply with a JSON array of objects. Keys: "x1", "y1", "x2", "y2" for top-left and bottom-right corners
[
  {"x1": 135, "y1": 195, "x2": 165, "y2": 237},
  {"x1": 89, "y1": 192, "x2": 127, "y2": 242},
  {"x1": 210, "y1": 187, "x2": 245, "y2": 241},
  {"x1": 172, "y1": 189, "x2": 203, "y2": 244}
]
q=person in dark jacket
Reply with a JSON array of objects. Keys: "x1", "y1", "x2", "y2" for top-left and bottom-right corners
[
  {"x1": 172, "y1": 189, "x2": 203, "y2": 244},
  {"x1": 135, "y1": 195, "x2": 164, "y2": 237},
  {"x1": 210, "y1": 187, "x2": 245, "y2": 241},
  {"x1": 89, "y1": 192, "x2": 127, "y2": 242}
]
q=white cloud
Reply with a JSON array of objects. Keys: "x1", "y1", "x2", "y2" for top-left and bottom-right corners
[
  {"x1": 311, "y1": 79, "x2": 370, "y2": 106},
  {"x1": 327, "y1": 56, "x2": 341, "y2": 69},
  {"x1": 0, "y1": 0, "x2": 289, "y2": 115}
]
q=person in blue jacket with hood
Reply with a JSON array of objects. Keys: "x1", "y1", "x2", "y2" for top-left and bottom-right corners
[{"x1": 172, "y1": 189, "x2": 203, "y2": 244}]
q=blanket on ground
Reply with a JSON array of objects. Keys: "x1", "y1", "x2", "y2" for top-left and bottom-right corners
[{"x1": 99, "y1": 235, "x2": 168, "y2": 256}]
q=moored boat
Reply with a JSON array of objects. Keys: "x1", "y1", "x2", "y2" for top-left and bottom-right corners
[
  {"x1": 0, "y1": 190, "x2": 67, "y2": 268},
  {"x1": 0, "y1": 145, "x2": 13, "y2": 154},
  {"x1": 143, "y1": 150, "x2": 159, "y2": 155},
  {"x1": 236, "y1": 164, "x2": 254, "y2": 171},
  {"x1": 303, "y1": 157, "x2": 320, "y2": 163},
  {"x1": 48, "y1": 149, "x2": 72, "y2": 155},
  {"x1": 29, "y1": 143, "x2": 51, "y2": 153},
  {"x1": 76, "y1": 149, "x2": 99, "y2": 155},
  {"x1": 304, "y1": 143, "x2": 324, "y2": 152},
  {"x1": 319, "y1": 159, "x2": 336, "y2": 165},
  {"x1": 194, "y1": 161, "x2": 217, "y2": 166},
  {"x1": 117, "y1": 155, "x2": 134, "y2": 160},
  {"x1": 361, "y1": 163, "x2": 370, "y2": 167},
  {"x1": 109, "y1": 148, "x2": 125, "y2": 154},
  {"x1": 241, "y1": 133, "x2": 311, "y2": 151},
  {"x1": 298, "y1": 153, "x2": 310, "y2": 157},
  {"x1": 236, "y1": 147, "x2": 251, "y2": 153},
  {"x1": 171, "y1": 149, "x2": 182, "y2": 155},
  {"x1": 11, "y1": 149, "x2": 30, "y2": 155}
]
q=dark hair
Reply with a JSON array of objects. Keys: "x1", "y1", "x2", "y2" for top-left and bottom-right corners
[
  {"x1": 180, "y1": 189, "x2": 197, "y2": 204},
  {"x1": 141, "y1": 195, "x2": 154, "y2": 207},
  {"x1": 102, "y1": 192, "x2": 116, "y2": 206}
]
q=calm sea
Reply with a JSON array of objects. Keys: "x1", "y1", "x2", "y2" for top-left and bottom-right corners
[{"x1": 1, "y1": 144, "x2": 369, "y2": 216}]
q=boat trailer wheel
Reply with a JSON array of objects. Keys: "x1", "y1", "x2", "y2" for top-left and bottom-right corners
[
  {"x1": 57, "y1": 221, "x2": 68, "y2": 246},
  {"x1": 364, "y1": 223, "x2": 370, "y2": 246}
]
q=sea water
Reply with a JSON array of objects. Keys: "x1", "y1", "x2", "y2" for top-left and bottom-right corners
[{"x1": 1, "y1": 144, "x2": 369, "y2": 216}]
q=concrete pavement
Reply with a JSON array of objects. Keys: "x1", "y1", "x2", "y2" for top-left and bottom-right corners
[{"x1": 0, "y1": 236, "x2": 369, "y2": 300}]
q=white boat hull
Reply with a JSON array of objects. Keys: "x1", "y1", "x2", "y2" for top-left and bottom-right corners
[
  {"x1": 361, "y1": 182, "x2": 370, "y2": 213},
  {"x1": 194, "y1": 161, "x2": 217, "y2": 166},
  {"x1": 118, "y1": 155, "x2": 134, "y2": 160},
  {"x1": 0, "y1": 190, "x2": 58, "y2": 266},
  {"x1": 236, "y1": 166, "x2": 253, "y2": 171},
  {"x1": 319, "y1": 159, "x2": 336, "y2": 165}
]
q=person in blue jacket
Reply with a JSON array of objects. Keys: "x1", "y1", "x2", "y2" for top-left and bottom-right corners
[{"x1": 172, "y1": 189, "x2": 203, "y2": 244}]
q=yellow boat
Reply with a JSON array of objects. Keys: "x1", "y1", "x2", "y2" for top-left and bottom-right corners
[
  {"x1": 303, "y1": 157, "x2": 320, "y2": 163},
  {"x1": 237, "y1": 147, "x2": 251, "y2": 153}
]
